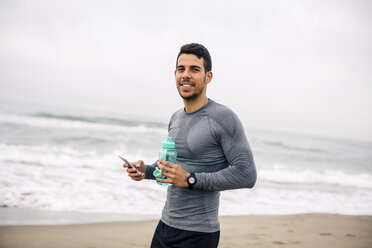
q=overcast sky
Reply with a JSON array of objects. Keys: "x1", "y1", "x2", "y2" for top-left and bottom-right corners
[{"x1": 0, "y1": 0, "x2": 371, "y2": 141}]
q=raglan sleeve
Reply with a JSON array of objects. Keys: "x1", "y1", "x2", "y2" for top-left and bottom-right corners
[
  {"x1": 145, "y1": 161, "x2": 157, "y2": 180},
  {"x1": 194, "y1": 109, "x2": 257, "y2": 191}
]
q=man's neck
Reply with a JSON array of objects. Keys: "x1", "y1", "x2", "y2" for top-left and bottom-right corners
[{"x1": 183, "y1": 96, "x2": 209, "y2": 113}]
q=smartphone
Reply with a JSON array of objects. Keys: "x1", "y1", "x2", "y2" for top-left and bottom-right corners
[{"x1": 118, "y1": 155, "x2": 140, "y2": 173}]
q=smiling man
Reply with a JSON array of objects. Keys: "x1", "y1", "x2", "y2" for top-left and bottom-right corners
[
  {"x1": 175, "y1": 50, "x2": 212, "y2": 112},
  {"x1": 124, "y1": 43, "x2": 257, "y2": 248}
]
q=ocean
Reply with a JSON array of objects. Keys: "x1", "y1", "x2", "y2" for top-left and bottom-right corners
[{"x1": 1, "y1": 102, "x2": 372, "y2": 225}]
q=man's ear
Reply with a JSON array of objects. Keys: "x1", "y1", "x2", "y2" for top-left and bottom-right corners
[{"x1": 206, "y1": 71, "x2": 213, "y2": 84}]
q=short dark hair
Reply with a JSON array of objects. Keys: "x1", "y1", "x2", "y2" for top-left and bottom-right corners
[{"x1": 176, "y1": 43, "x2": 212, "y2": 72}]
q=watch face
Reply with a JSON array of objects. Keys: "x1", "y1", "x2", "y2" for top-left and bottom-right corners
[{"x1": 188, "y1": 177, "x2": 195, "y2": 184}]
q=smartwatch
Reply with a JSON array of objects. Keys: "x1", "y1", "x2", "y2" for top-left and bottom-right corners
[{"x1": 187, "y1": 173, "x2": 197, "y2": 190}]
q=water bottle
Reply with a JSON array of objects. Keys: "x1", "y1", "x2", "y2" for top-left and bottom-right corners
[{"x1": 153, "y1": 136, "x2": 177, "y2": 186}]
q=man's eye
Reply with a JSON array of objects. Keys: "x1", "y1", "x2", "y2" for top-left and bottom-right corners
[
  {"x1": 192, "y1": 68, "x2": 200, "y2": 72},
  {"x1": 177, "y1": 68, "x2": 184, "y2": 71}
]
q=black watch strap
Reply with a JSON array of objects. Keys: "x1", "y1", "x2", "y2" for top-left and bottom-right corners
[{"x1": 187, "y1": 173, "x2": 197, "y2": 190}]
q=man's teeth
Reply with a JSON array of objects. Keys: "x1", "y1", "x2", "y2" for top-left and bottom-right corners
[{"x1": 182, "y1": 84, "x2": 192, "y2": 86}]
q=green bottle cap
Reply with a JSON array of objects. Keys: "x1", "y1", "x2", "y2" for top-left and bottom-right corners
[
  {"x1": 162, "y1": 136, "x2": 175, "y2": 149},
  {"x1": 153, "y1": 169, "x2": 162, "y2": 178}
]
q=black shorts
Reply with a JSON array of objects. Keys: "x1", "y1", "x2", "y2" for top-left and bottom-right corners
[{"x1": 150, "y1": 220, "x2": 220, "y2": 248}]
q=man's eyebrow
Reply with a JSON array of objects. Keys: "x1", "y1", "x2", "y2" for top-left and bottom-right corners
[
  {"x1": 190, "y1": 65, "x2": 202, "y2": 69},
  {"x1": 176, "y1": 65, "x2": 202, "y2": 69}
]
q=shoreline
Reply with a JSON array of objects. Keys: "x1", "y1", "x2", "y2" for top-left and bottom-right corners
[
  {"x1": 1, "y1": 214, "x2": 371, "y2": 248},
  {"x1": 0, "y1": 207, "x2": 159, "y2": 226}
]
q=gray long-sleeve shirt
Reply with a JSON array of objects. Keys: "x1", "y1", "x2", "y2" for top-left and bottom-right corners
[{"x1": 145, "y1": 99, "x2": 256, "y2": 232}]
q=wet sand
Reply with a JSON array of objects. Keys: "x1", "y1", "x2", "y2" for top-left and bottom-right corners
[{"x1": 1, "y1": 214, "x2": 371, "y2": 248}]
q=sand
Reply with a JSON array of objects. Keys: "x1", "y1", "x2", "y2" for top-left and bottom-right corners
[{"x1": 1, "y1": 214, "x2": 371, "y2": 248}]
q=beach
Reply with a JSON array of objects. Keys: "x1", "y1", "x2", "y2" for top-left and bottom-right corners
[
  {"x1": 1, "y1": 105, "x2": 372, "y2": 247},
  {"x1": 1, "y1": 214, "x2": 371, "y2": 248}
]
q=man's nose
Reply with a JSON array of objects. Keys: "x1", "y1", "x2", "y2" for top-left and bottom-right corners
[{"x1": 182, "y1": 69, "x2": 191, "y2": 80}]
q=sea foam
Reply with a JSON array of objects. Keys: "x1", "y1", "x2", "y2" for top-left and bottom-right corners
[{"x1": 1, "y1": 109, "x2": 372, "y2": 223}]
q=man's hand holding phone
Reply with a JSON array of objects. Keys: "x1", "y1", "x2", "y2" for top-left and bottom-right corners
[{"x1": 119, "y1": 156, "x2": 146, "y2": 181}]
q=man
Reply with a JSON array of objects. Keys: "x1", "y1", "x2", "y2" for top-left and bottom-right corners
[{"x1": 124, "y1": 43, "x2": 257, "y2": 248}]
